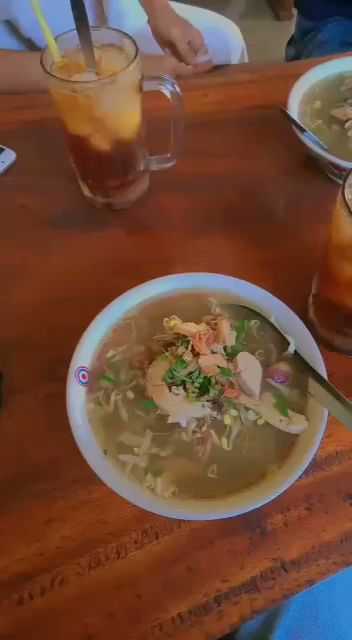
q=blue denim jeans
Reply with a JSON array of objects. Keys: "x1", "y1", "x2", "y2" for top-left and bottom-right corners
[
  {"x1": 232, "y1": 566, "x2": 352, "y2": 640},
  {"x1": 286, "y1": 15, "x2": 352, "y2": 61}
]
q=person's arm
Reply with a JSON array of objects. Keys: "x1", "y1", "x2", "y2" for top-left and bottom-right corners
[
  {"x1": 140, "y1": 0, "x2": 211, "y2": 67},
  {"x1": 0, "y1": 48, "x2": 205, "y2": 95},
  {"x1": 0, "y1": 50, "x2": 46, "y2": 93},
  {"x1": 141, "y1": 52, "x2": 203, "y2": 77}
]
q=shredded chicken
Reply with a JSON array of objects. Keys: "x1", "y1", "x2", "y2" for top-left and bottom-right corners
[
  {"x1": 331, "y1": 105, "x2": 352, "y2": 122},
  {"x1": 164, "y1": 316, "x2": 208, "y2": 337},
  {"x1": 117, "y1": 432, "x2": 144, "y2": 448},
  {"x1": 118, "y1": 454, "x2": 148, "y2": 467},
  {"x1": 116, "y1": 394, "x2": 128, "y2": 422},
  {"x1": 194, "y1": 429, "x2": 213, "y2": 462},
  {"x1": 216, "y1": 317, "x2": 236, "y2": 347},
  {"x1": 192, "y1": 328, "x2": 215, "y2": 355}
]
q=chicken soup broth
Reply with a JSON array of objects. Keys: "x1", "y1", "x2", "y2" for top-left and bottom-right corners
[
  {"x1": 300, "y1": 72, "x2": 352, "y2": 161},
  {"x1": 87, "y1": 292, "x2": 309, "y2": 500}
]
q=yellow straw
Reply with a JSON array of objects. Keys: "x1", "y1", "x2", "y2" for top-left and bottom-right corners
[{"x1": 31, "y1": 0, "x2": 62, "y2": 62}]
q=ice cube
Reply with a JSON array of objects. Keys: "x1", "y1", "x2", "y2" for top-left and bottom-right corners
[
  {"x1": 52, "y1": 90, "x2": 95, "y2": 138},
  {"x1": 71, "y1": 70, "x2": 98, "y2": 82},
  {"x1": 53, "y1": 55, "x2": 86, "y2": 80},
  {"x1": 95, "y1": 84, "x2": 142, "y2": 141},
  {"x1": 66, "y1": 113, "x2": 95, "y2": 138},
  {"x1": 89, "y1": 131, "x2": 112, "y2": 153},
  {"x1": 107, "y1": 98, "x2": 142, "y2": 141},
  {"x1": 98, "y1": 45, "x2": 130, "y2": 77},
  {"x1": 113, "y1": 99, "x2": 142, "y2": 141}
]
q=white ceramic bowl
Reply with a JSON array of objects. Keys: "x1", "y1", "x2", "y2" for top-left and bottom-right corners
[
  {"x1": 66, "y1": 273, "x2": 328, "y2": 520},
  {"x1": 288, "y1": 56, "x2": 352, "y2": 183}
]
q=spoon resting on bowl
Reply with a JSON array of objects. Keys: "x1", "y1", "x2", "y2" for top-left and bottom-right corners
[
  {"x1": 224, "y1": 303, "x2": 352, "y2": 430},
  {"x1": 280, "y1": 107, "x2": 329, "y2": 153}
]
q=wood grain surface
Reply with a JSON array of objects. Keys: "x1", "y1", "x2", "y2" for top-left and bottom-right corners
[{"x1": 1, "y1": 59, "x2": 352, "y2": 640}]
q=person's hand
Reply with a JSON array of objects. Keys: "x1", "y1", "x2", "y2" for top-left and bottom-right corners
[
  {"x1": 146, "y1": 2, "x2": 212, "y2": 69},
  {"x1": 142, "y1": 53, "x2": 211, "y2": 78}
]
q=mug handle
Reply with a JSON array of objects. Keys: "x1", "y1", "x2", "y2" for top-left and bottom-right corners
[{"x1": 143, "y1": 75, "x2": 184, "y2": 171}]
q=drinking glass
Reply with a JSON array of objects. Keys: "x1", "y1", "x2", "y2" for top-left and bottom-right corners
[
  {"x1": 309, "y1": 170, "x2": 352, "y2": 354},
  {"x1": 41, "y1": 27, "x2": 183, "y2": 209}
]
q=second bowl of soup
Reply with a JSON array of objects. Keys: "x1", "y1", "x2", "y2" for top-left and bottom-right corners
[
  {"x1": 67, "y1": 273, "x2": 328, "y2": 520},
  {"x1": 288, "y1": 56, "x2": 352, "y2": 183}
]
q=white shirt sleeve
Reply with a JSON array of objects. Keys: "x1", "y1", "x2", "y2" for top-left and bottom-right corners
[
  {"x1": 103, "y1": 0, "x2": 147, "y2": 33},
  {"x1": 0, "y1": 0, "x2": 13, "y2": 20},
  {"x1": 0, "y1": 0, "x2": 148, "y2": 49},
  {"x1": 0, "y1": 0, "x2": 104, "y2": 48}
]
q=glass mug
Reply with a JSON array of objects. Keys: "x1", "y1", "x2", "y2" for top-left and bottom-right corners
[
  {"x1": 309, "y1": 170, "x2": 352, "y2": 354},
  {"x1": 41, "y1": 27, "x2": 183, "y2": 209}
]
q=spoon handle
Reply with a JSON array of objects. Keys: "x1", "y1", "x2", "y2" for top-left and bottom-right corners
[
  {"x1": 294, "y1": 350, "x2": 352, "y2": 430},
  {"x1": 70, "y1": 0, "x2": 96, "y2": 72},
  {"x1": 280, "y1": 107, "x2": 307, "y2": 136},
  {"x1": 279, "y1": 107, "x2": 329, "y2": 152},
  {"x1": 223, "y1": 302, "x2": 352, "y2": 430}
]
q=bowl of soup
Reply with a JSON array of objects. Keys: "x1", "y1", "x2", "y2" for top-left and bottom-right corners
[
  {"x1": 66, "y1": 273, "x2": 328, "y2": 520},
  {"x1": 288, "y1": 56, "x2": 352, "y2": 183}
]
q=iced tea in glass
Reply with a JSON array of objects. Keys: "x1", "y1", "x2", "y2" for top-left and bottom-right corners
[
  {"x1": 41, "y1": 28, "x2": 183, "y2": 209},
  {"x1": 309, "y1": 170, "x2": 352, "y2": 354}
]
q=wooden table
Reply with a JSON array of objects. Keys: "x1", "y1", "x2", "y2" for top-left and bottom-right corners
[{"x1": 1, "y1": 58, "x2": 352, "y2": 640}]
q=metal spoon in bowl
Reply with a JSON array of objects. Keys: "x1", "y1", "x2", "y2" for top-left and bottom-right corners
[
  {"x1": 223, "y1": 303, "x2": 352, "y2": 430},
  {"x1": 280, "y1": 107, "x2": 329, "y2": 153},
  {"x1": 70, "y1": 0, "x2": 97, "y2": 74}
]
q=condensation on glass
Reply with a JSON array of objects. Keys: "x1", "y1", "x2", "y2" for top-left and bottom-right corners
[{"x1": 309, "y1": 170, "x2": 352, "y2": 354}]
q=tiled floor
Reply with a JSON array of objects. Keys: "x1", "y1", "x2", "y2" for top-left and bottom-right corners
[{"x1": 186, "y1": 0, "x2": 295, "y2": 62}]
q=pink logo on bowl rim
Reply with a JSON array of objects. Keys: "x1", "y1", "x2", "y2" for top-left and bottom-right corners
[{"x1": 74, "y1": 366, "x2": 89, "y2": 386}]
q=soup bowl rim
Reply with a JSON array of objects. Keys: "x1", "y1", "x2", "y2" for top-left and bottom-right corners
[
  {"x1": 66, "y1": 272, "x2": 328, "y2": 520},
  {"x1": 287, "y1": 55, "x2": 352, "y2": 169}
]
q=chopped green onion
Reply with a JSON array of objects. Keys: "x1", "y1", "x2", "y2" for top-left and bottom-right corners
[
  {"x1": 208, "y1": 383, "x2": 222, "y2": 400},
  {"x1": 100, "y1": 373, "x2": 116, "y2": 385},
  {"x1": 189, "y1": 369, "x2": 203, "y2": 383},
  {"x1": 224, "y1": 345, "x2": 242, "y2": 359},
  {"x1": 174, "y1": 358, "x2": 188, "y2": 371},
  {"x1": 224, "y1": 319, "x2": 250, "y2": 359},
  {"x1": 164, "y1": 358, "x2": 188, "y2": 385},
  {"x1": 142, "y1": 399, "x2": 158, "y2": 412},
  {"x1": 236, "y1": 319, "x2": 249, "y2": 343},
  {"x1": 218, "y1": 367, "x2": 233, "y2": 379},
  {"x1": 198, "y1": 376, "x2": 212, "y2": 397},
  {"x1": 274, "y1": 392, "x2": 290, "y2": 418}
]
